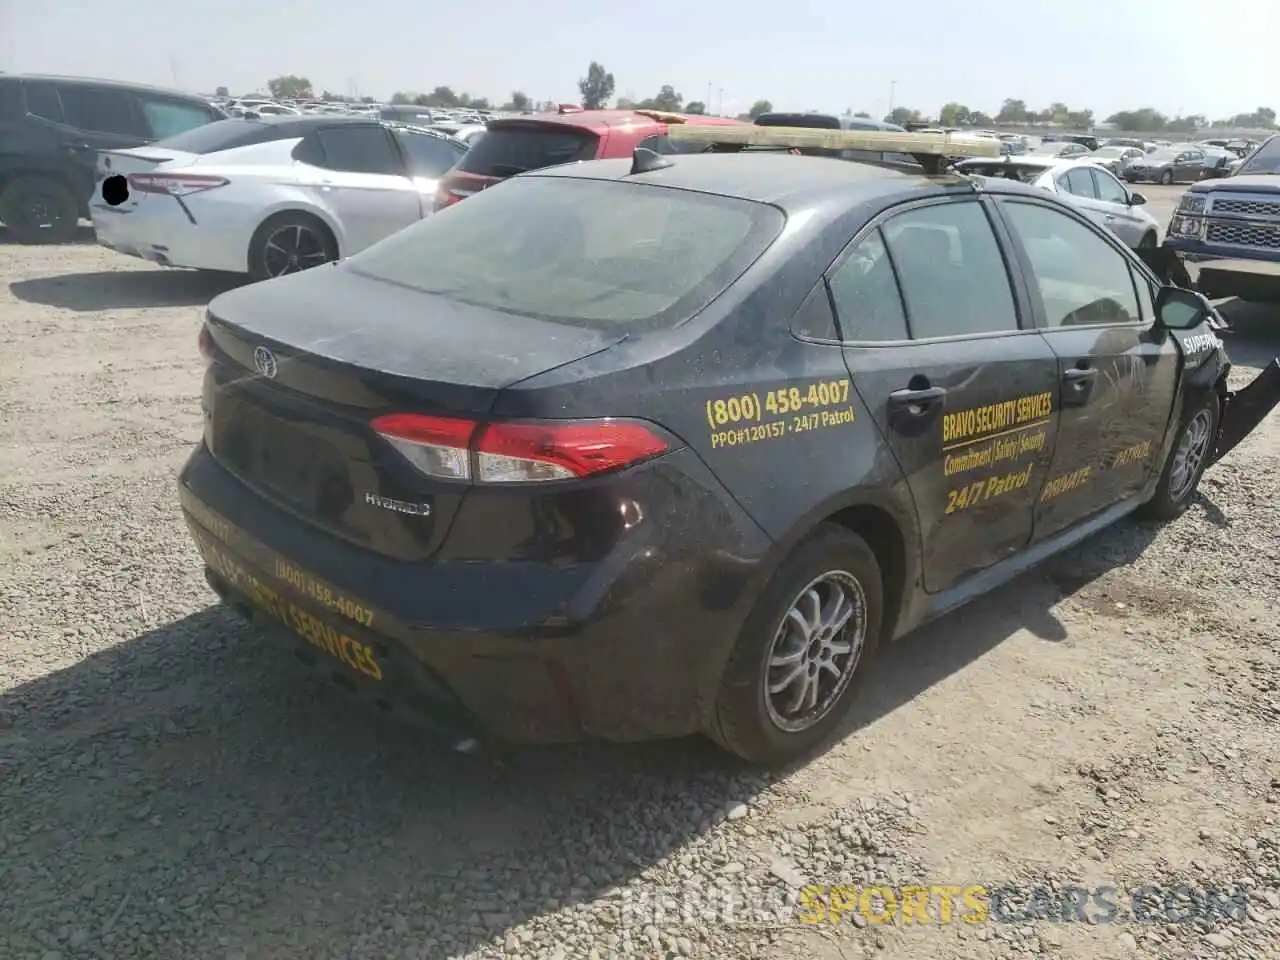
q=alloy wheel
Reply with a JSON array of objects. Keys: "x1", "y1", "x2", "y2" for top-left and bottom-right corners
[
  {"x1": 1169, "y1": 409, "x2": 1212, "y2": 502},
  {"x1": 262, "y1": 224, "x2": 331, "y2": 278},
  {"x1": 763, "y1": 570, "x2": 867, "y2": 733}
]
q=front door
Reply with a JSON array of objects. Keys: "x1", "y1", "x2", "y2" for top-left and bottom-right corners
[
  {"x1": 1089, "y1": 166, "x2": 1149, "y2": 248},
  {"x1": 992, "y1": 197, "x2": 1180, "y2": 541},
  {"x1": 830, "y1": 197, "x2": 1061, "y2": 593}
]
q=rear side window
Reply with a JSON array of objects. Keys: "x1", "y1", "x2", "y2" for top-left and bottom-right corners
[
  {"x1": 1058, "y1": 167, "x2": 1096, "y2": 198},
  {"x1": 57, "y1": 86, "x2": 145, "y2": 136},
  {"x1": 346, "y1": 177, "x2": 784, "y2": 331},
  {"x1": 138, "y1": 96, "x2": 217, "y2": 140},
  {"x1": 153, "y1": 118, "x2": 281, "y2": 153},
  {"x1": 22, "y1": 81, "x2": 64, "y2": 124},
  {"x1": 394, "y1": 130, "x2": 466, "y2": 177},
  {"x1": 881, "y1": 201, "x2": 1019, "y2": 339},
  {"x1": 827, "y1": 229, "x2": 908, "y2": 341},
  {"x1": 455, "y1": 126, "x2": 598, "y2": 177}
]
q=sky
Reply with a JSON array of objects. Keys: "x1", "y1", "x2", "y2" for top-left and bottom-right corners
[{"x1": 2, "y1": 0, "x2": 1276, "y2": 121}]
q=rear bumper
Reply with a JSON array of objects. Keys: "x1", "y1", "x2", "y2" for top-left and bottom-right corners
[
  {"x1": 91, "y1": 198, "x2": 252, "y2": 274},
  {"x1": 177, "y1": 443, "x2": 772, "y2": 745}
]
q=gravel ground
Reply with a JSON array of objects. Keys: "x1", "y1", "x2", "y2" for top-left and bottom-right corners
[{"x1": 2, "y1": 199, "x2": 1278, "y2": 960}]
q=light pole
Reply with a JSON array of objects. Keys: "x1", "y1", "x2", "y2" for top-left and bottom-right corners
[{"x1": 888, "y1": 80, "x2": 897, "y2": 118}]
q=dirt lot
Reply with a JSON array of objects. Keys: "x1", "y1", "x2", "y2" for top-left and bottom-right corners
[{"x1": 2, "y1": 193, "x2": 1279, "y2": 960}]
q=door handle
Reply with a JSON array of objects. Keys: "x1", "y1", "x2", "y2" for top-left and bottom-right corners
[
  {"x1": 1104, "y1": 214, "x2": 1117, "y2": 221},
  {"x1": 1062, "y1": 368, "x2": 1096, "y2": 383},
  {"x1": 888, "y1": 385, "x2": 947, "y2": 411},
  {"x1": 1061, "y1": 366, "x2": 1096, "y2": 407}
]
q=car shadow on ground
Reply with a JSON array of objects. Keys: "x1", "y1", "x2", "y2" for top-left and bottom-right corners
[
  {"x1": 9, "y1": 268, "x2": 246, "y2": 311},
  {"x1": 0, "y1": 223, "x2": 98, "y2": 245},
  {"x1": 0, "y1": 515, "x2": 1173, "y2": 957}
]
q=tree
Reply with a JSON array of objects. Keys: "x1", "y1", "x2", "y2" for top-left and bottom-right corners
[
  {"x1": 886, "y1": 106, "x2": 922, "y2": 126},
  {"x1": 507, "y1": 91, "x2": 531, "y2": 112},
  {"x1": 421, "y1": 86, "x2": 461, "y2": 108},
  {"x1": 684, "y1": 101, "x2": 706, "y2": 115},
  {"x1": 635, "y1": 85, "x2": 683, "y2": 112},
  {"x1": 970, "y1": 111, "x2": 993, "y2": 127},
  {"x1": 578, "y1": 61, "x2": 616, "y2": 110},
  {"x1": 266, "y1": 75, "x2": 313, "y2": 100},
  {"x1": 996, "y1": 98, "x2": 1028, "y2": 123},
  {"x1": 470, "y1": 97, "x2": 491, "y2": 110},
  {"x1": 939, "y1": 102, "x2": 972, "y2": 127},
  {"x1": 615, "y1": 96, "x2": 637, "y2": 109},
  {"x1": 1106, "y1": 108, "x2": 1167, "y2": 133},
  {"x1": 748, "y1": 100, "x2": 773, "y2": 119},
  {"x1": 390, "y1": 91, "x2": 414, "y2": 105},
  {"x1": 215, "y1": 86, "x2": 229, "y2": 98}
]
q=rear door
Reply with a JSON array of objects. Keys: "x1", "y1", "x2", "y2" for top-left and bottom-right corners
[
  {"x1": 992, "y1": 197, "x2": 1179, "y2": 540},
  {"x1": 833, "y1": 197, "x2": 1061, "y2": 593},
  {"x1": 292, "y1": 124, "x2": 423, "y2": 252}
]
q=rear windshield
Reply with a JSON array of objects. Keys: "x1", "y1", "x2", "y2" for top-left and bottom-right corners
[
  {"x1": 455, "y1": 125, "x2": 598, "y2": 177},
  {"x1": 958, "y1": 162, "x2": 1045, "y2": 183},
  {"x1": 152, "y1": 118, "x2": 285, "y2": 154},
  {"x1": 346, "y1": 176, "x2": 784, "y2": 330}
]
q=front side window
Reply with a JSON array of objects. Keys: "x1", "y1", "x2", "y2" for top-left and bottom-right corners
[
  {"x1": 826, "y1": 229, "x2": 908, "y2": 341},
  {"x1": 346, "y1": 177, "x2": 784, "y2": 330},
  {"x1": 880, "y1": 201, "x2": 1020, "y2": 339},
  {"x1": 1239, "y1": 135, "x2": 1280, "y2": 175},
  {"x1": 22, "y1": 81, "x2": 64, "y2": 124},
  {"x1": 999, "y1": 200, "x2": 1141, "y2": 328},
  {"x1": 1091, "y1": 168, "x2": 1129, "y2": 205}
]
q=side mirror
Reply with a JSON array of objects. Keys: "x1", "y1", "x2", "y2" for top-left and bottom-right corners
[
  {"x1": 1155, "y1": 285, "x2": 1212, "y2": 330},
  {"x1": 1129, "y1": 191, "x2": 1147, "y2": 206}
]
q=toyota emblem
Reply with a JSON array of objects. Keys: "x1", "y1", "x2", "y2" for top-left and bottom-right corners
[{"x1": 253, "y1": 345, "x2": 278, "y2": 379}]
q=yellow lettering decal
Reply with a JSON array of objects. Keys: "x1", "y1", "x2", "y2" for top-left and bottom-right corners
[
  {"x1": 828, "y1": 886, "x2": 859, "y2": 923},
  {"x1": 932, "y1": 885, "x2": 962, "y2": 923},
  {"x1": 797, "y1": 887, "x2": 827, "y2": 924},
  {"x1": 943, "y1": 391, "x2": 1054, "y2": 450},
  {"x1": 961, "y1": 885, "x2": 990, "y2": 923},
  {"x1": 860, "y1": 885, "x2": 897, "y2": 924},
  {"x1": 900, "y1": 885, "x2": 932, "y2": 923}
]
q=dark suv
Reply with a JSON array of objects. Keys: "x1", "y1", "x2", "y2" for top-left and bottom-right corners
[{"x1": 0, "y1": 74, "x2": 225, "y2": 243}]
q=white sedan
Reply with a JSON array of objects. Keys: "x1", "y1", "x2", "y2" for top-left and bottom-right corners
[
  {"x1": 953, "y1": 155, "x2": 1161, "y2": 250},
  {"x1": 91, "y1": 117, "x2": 468, "y2": 281}
]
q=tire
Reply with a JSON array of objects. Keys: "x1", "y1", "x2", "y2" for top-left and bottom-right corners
[
  {"x1": 247, "y1": 212, "x2": 338, "y2": 282},
  {"x1": 1136, "y1": 393, "x2": 1219, "y2": 522},
  {"x1": 708, "y1": 523, "x2": 883, "y2": 765},
  {"x1": 0, "y1": 174, "x2": 80, "y2": 244},
  {"x1": 1160, "y1": 170, "x2": 1174, "y2": 185},
  {"x1": 1138, "y1": 232, "x2": 1158, "y2": 251}
]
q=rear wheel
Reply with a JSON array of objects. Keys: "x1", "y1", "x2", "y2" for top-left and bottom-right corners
[
  {"x1": 1137, "y1": 394, "x2": 1219, "y2": 522},
  {"x1": 708, "y1": 524, "x2": 883, "y2": 765},
  {"x1": 248, "y1": 212, "x2": 338, "y2": 282},
  {"x1": 0, "y1": 174, "x2": 80, "y2": 244}
]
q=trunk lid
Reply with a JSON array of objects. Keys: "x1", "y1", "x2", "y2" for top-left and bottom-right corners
[{"x1": 202, "y1": 266, "x2": 625, "y2": 560}]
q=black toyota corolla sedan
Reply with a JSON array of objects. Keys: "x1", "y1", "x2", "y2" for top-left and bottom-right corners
[{"x1": 180, "y1": 141, "x2": 1280, "y2": 764}]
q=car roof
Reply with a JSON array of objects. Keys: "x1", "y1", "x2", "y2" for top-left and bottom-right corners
[
  {"x1": 525, "y1": 152, "x2": 972, "y2": 209},
  {"x1": 957, "y1": 155, "x2": 1071, "y2": 171},
  {"x1": 8, "y1": 73, "x2": 209, "y2": 102}
]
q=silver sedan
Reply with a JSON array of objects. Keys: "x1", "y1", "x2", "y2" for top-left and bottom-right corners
[{"x1": 953, "y1": 156, "x2": 1161, "y2": 249}]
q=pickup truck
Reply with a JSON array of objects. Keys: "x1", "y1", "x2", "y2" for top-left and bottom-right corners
[{"x1": 1163, "y1": 133, "x2": 1280, "y2": 302}]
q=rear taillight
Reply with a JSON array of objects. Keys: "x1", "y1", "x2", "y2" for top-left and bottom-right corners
[
  {"x1": 197, "y1": 324, "x2": 214, "y2": 362},
  {"x1": 129, "y1": 173, "x2": 229, "y2": 197},
  {"x1": 369, "y1": 414, "x2": 669, "y2": 483},
  {"x1": 433, "y1": 186, "x2": 463, "y2": 211}
]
